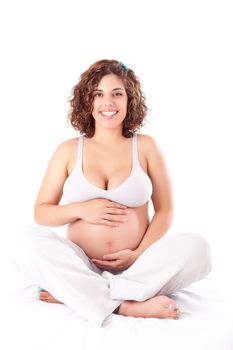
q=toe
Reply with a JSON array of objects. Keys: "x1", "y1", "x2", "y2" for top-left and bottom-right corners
[
  {"x1": 175, "y1": 308, "x2": 181, "y2": 320},
  {"x1": 169, "y1": 308, "x2": 181, "y2": 320},
  {"x1": 39, "y1": 291, "x2": 49, "y2": 300},
  {"x1": 167, "y1": 301, "x2": 176, "y2": 314},
  {"x1": 166, "y1": 301, "x2": 181, "y2": 319}
]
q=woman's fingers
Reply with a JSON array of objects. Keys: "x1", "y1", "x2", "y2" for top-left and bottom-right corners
[
  {"x1": 92, "y1": 258, "x2": 116, "y2": 266},
  {"x1": 104, "y1": 214, "x2": 128, "y2": 222},
  {"x1": 106, "y1": 207, "x2": 129, "y2": 215},
  {"x1": 106, "y1": 201, "x2": 127, "y2": 207},
  {"x1": 100, "y1": 219, "x2": 119, "y2": 227},
  {"x1": 102, "y1": 252, "x2": 119, "y2": 260},
  {"x1": 105, "y1": 202, "x2": 129, "y2": 220}
]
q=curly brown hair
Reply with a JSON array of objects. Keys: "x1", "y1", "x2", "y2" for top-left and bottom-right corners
[{"x1": 68, "y1": 59, "x2": 148, "y2": 138}]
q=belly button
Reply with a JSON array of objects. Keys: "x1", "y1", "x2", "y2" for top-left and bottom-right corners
[{"x1": 106, "y1": 240, "x2": 113, "y2": 248}]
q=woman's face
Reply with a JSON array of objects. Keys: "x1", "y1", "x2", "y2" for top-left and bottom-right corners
[{"x1": 91, "y1": 74, "x2": 128, "y2": 131}]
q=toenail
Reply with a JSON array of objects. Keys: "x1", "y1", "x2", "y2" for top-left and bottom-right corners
[
  {"x1": 168, "y1": 303, "x2": 173, "y2": 311},
  {"x1": 38, "y1": 287, "x2": 43, "y2": 298}
]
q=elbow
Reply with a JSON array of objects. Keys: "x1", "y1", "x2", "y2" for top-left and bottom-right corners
[
  {"x1": 167, "y1": 209, "x2": 174, "y2": 227},
  {"x1": 160, "y1": 209, "x2": 173, "y2": 227},
  {"x1": 34, "y1": 216, "x2": 43, "y2": 226},
  {"x1": 34, "y1": 205, "x2": 46, "y2": 226},
  {"x1": 34, "y1": 209, "x2": 43, "y2": 225},
  {"x1": 166, "y1": 208, "x2": 174, "y2": 222},
  {"x1": 156, "y1": 208, "x2": 174, "y2": 228},
  {"x1": 34, "y1": 204, "x2": 60, "y2": 227}
]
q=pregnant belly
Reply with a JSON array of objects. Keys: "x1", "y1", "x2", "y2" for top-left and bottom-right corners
[{"x1": 66, "y1": 205, "x2": 150, "y2": 259}]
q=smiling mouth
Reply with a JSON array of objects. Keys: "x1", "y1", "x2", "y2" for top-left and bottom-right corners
[{"x1": 100, "y1": 111, "x2": 118, "y2": 119}]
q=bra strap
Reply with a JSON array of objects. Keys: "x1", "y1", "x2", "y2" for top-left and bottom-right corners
[
  {"x1": 77, "y1": 135, "x2": 84, "y2": 172},
  {"x1": 132, "y1": 133, "x2": 139, "y2": 168}
]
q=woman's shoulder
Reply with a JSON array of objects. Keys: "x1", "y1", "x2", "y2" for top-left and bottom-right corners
[
  {"x1": 56, "y1": 136, "x2": 79, "y2": 151},
  {"x1": 136, "y1": 133, "x2": 159, "y2": 152},
  {"x1": 60, "y1": 136, "x2": 79, "y2": 146},
  {"x1": 137, "y1": 133, "x2": 155, "y2": 142},
  {"x1": 136, "y1": 133, "x2": 166, "y2": 166},
  {"x1": 137, "y1": 134, "x2": 169, "y2": 176},
  {"x1": 51, "y1": 137, "x2": 79, "y2": 160}
]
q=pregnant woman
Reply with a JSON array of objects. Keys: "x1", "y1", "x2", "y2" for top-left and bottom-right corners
[{"x1": 16, "y1": 59, "x2": 212, "y2": 326}]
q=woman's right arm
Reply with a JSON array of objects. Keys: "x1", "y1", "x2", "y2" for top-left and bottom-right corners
[
  {"x1": 34, "y1": 139, "x2": 81, "y2": 227},
  {"x1": 34, "y1": 139, "x2": 128, "y2": 227}
]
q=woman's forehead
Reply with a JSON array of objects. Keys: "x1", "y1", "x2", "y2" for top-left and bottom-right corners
[{"x1": 97, "y1": 74, "x2": 125, "y2": 89}]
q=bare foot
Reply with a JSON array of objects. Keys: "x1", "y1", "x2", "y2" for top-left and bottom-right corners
[
  {"x1": 38, "y1": 289, "x2": 63, "y2": 304},
  {"x1": 118, "y1": 295, "x2": 180, "y2": 320},
  {"x1": 38, "y1": 289, "x2": 180, "y2": 320}
]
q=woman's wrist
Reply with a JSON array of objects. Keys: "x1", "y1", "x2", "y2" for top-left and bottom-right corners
[
  {"x1": 69, "y1": 202, "x2": 84, "y2": 221},
  {"x1": 133, "y1": 247, "x2": 144, "y2": 259}
]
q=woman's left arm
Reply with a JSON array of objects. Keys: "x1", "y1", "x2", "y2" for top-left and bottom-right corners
[{"x1": 134, "y1": 135, "x2": 174, "y2": 257}]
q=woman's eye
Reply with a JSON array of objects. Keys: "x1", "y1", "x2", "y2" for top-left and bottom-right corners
[
  {"x1": 93, "y1": 91, "x2": 124, "y2": 98},
  {"x1": 93, "y1": 92, "x2": 102, "y2": 97}
]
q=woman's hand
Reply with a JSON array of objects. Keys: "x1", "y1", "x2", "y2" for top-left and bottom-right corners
[
  {"x1": 78, "y1": 199, "x2": 129, "y2": 226},
  {"x1": 91, "y1": 249, "x2": 138, "y2": 272}
]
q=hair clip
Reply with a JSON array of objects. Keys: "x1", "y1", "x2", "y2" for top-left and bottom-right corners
[{"x1": 119, "y1": 61, "x2": 129, "y2": 72}]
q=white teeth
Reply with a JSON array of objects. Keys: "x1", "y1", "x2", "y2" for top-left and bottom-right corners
[{"x1": 101, "y1": 111, "x2": 117, "y2": 117}]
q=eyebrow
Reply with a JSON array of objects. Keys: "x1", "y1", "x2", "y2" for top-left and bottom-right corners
[{"x1": 94, "y1": 88, "x2": 125, "y2": 92}]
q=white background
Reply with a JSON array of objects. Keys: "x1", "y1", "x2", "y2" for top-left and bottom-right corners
[{"x1": 0, "y1": 0, "x2": 232, "y2": 294}]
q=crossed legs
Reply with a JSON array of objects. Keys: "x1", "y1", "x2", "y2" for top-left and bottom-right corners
[{"x1": 35, "y1": 231, "x2": 211, "y2": 323}]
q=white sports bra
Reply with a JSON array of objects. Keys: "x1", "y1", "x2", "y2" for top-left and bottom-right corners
[{"x1": 63, "y1": 134, "x2": 153, "y2": 207}]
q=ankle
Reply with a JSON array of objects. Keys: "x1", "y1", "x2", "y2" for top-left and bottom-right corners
[{"x1": 117, "y1": 300, "x2": 135, "y2": 316}]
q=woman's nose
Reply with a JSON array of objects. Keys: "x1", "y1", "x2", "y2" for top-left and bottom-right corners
[{"x1": 103, "y1": 101, "x2": 114, "y2": 107}]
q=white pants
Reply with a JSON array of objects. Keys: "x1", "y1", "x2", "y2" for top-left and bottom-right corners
[{"x1": 15, "y1": 225, "x2": 212, "y2": 326}]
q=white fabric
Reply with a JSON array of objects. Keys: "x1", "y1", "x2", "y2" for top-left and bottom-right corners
[
  {"x1": 14, "y1": 225, "x2": 212, "y2": 327},
  {"x1": 63, "y1": 134, "x2": 153, "y2": 207},
  {"x1": 3, "y1": 274, "x2": 233, "y2": 350}
]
